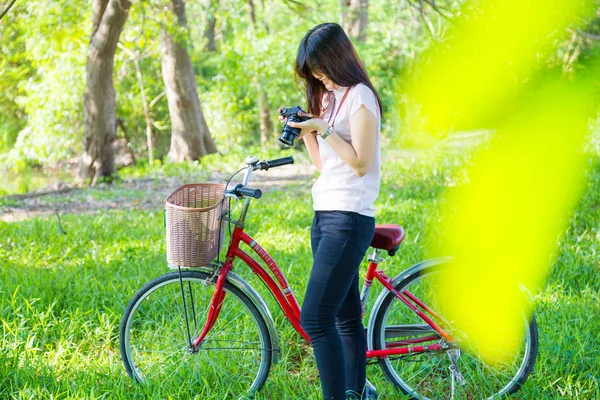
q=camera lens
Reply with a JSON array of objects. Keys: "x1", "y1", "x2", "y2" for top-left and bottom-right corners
[
  {"x1": 279, "y1": 116, "x2": 301, "y2": 146},
  {"x1": 279, "y1": 133, "x2": 294, "y2": 146},
  {"x1": 279, "y1": 125, "x2": 298, "y2": 146}
]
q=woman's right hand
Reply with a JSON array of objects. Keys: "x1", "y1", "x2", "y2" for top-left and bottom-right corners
[{"x1": 277, "y1": 108, "x2": 319, "y2": 138}]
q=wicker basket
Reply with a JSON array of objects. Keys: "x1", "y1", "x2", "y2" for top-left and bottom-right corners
[{"x1": 165, "y1": 183, "x2": 228, "y2": 267}]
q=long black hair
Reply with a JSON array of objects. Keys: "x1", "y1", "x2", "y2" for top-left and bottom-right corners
[{"x1": 295, "y1": 23, "x2": 382, "y2": 117}]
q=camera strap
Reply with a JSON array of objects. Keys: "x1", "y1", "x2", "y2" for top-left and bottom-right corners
[{"x1": 328, "y1": 86, "x2": 352, "y2": 129}]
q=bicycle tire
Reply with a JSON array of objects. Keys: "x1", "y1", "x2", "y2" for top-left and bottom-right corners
[
  {"x1": 120, "y1": 270, "x2": 273, "y2": 397},
  {"x1": 371, "y1": 261, "x2": 538, "y2": 399}
]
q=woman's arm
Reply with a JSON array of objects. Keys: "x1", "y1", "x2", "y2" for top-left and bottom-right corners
[
  {"x1": 291, "y1": 105, "x2": 377, "y2": 177},
  {"x1": 303, "y1": 132, "x2": 323, "y2": 172},
  {"x1": 323, "y1": 106, "x2": 377, "y2": 176}
]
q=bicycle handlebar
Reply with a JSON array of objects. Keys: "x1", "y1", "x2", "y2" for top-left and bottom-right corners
[
  {"x1": 228, "y1": 184, "x2": 262, "y2": 199},
  {"x1": 225, "y1": 155, "x2": 294, "y2": 200},
  {"x1": 257, "y1": 156, "x2": 294, "y2": 171}
]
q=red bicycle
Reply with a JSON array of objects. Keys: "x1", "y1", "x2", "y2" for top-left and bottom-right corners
[{"x1": 119, "y1": 156, "x2": 538, "y2": 399}]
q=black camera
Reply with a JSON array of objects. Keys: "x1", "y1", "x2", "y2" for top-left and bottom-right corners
[{"x1": 279, "y1": 106, "x2": 310, "y2": 146}]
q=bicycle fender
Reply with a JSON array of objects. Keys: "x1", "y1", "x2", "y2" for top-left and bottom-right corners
[
  {"x1": 226, "y1": 272, "x2": 281, "y2": 364},
  {"x1": 366, "y1": 257, "x2": 451, "y2": 351}
]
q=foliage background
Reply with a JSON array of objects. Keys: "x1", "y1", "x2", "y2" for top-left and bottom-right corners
[
  {"x1": 0, "y1": 0, "x2": 449, "y2": 180},
  {"x1": 2, "y1": 1, "x2": 598, "y2": 184}
]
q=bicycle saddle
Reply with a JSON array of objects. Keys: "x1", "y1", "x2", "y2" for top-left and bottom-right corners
[{"x1": 371, "y1": 224, "x2": 405, "y2": 256}]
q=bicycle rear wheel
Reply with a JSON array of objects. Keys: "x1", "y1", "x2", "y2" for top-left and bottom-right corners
[
  {"x1": 371, "y1": 261, "x2": 538, "y2": 399},
  {"x1": 120, "y1": 270, "x2": 272, "y2": 396}
]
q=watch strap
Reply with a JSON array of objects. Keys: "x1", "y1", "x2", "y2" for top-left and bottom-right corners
[{"x1": 321, "y1": 126, "x2": 333, "y2": 140}]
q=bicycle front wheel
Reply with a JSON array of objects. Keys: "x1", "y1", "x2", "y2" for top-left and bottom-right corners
[
  {"x1": 371, "y1": 261, "x2": 538, "y2": 399},
  {"x1": 120, "y1": 270, "x2": 273, "y2": 396}
]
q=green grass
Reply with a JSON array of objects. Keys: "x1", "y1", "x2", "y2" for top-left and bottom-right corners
[{"x1": 1, "y1": 135, "x2": 598, "y2": 399}]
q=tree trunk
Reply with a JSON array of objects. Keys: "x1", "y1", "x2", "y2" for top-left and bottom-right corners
[
  {"x1": 133, "y1": 56, "x2": 155, "y2": 165},
  {"x1": 258, "y1": 89, "x2": 273, "y2": 145},
  {"x1": 247, "y1": 0, "x2": 256, "y2": 27},
  {"x1": 247, "y1": 0, "x2": 273, "y2": 145},
  {"x1": 79, "y1": 0, "x2": 131, "y2": 184},
  {"x1": 162, "y1": 0, "x2": 217, "y2": 162},
  {"x1": 203, "y1": 0, "x2": 218, "y2": 52},
  {"x1": 341, "y1": 0, "x2": 368, "y2": 42}
]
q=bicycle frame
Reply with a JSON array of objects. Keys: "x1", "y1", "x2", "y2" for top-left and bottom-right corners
[{"x1": 190, "y1": 166, "x2": 452, "y2": 358}]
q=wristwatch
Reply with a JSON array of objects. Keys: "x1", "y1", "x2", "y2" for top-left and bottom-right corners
[{"x1": 321, "y1": 125, "x2": 333, "y2": 140}]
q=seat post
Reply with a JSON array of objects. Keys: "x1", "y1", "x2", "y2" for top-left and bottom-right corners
[
  {"x1": 361, "y1": 248, "x2": 383, "y2": 317},
  {"x1": 367, "y1": 248, "x2": 384, "y2": 264}
]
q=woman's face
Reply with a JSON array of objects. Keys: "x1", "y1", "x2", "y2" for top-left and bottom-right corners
[{"x1": 312, "y1": 71, "x2": 337, "y2": 91}]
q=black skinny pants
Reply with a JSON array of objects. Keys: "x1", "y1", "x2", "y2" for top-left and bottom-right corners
[{"x1": 300, "y1": 211, "x2": 375, "y2": 400}]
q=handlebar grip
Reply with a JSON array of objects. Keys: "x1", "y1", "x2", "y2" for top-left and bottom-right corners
[
  {"x1": 234, "y1": 184, "x2": 263, "y2": 199},
  {"x1": 259, "y1": 156, "x2": 294, "y2": 171}
]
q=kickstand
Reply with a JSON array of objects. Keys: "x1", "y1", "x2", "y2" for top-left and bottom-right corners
[{"x1": 447, "y1": 349, "x2": 466, "y2": 399}]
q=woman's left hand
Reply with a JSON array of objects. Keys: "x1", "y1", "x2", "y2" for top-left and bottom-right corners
[{"x1": 286, "y1": 116, "x2": 329, "y2": 139}]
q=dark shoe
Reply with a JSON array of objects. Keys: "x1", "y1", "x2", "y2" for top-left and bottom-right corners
[
  {"x1": 345, "y1": 388, "x2": 379, "y2": 400},
  {"x1": 346, "y1": 390, "x2": 362, "y2": 400}
]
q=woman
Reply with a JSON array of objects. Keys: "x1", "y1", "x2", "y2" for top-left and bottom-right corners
[{"x1": 281, "y1": 23, "x2": 382, "y2": 400}]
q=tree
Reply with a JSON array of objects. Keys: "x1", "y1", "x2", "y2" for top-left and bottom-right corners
[
  {"x1": 0, "y1": 0, "x2": 17, "y2": 21},
  {"x1": 80, "y1": 0, "x2": 132, "y2": 183},
  {"x1": 247, "y1": 0, "x2": 274, "y2": 145},
  {"x1": 118, "y1": 43, "x2": 155, "y2": 165},
  {"x1": 341, "y1": 0, "x2": 368, "y2": 43},
  {"x1": 161, "y1": 0, "x2": 217, "y2": 162},
  {"x1": 203, "y1": 0, "x2": 218, "y2": 52},
  {"x1": 0, "y1": 1, "x2": 30, "y2": 154}
]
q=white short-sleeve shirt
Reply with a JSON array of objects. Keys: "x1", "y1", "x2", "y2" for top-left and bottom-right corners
[{"x1": 312, "y1": 83, "x2": 381, "y2": 217}]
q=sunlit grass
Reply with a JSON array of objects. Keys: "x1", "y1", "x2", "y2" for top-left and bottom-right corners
[{"x1": 1, "y1": 135, "x2": 599, "y2": 398}]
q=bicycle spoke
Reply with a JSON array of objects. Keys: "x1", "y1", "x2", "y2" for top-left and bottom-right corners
[
  {"x1": 372, "y1": 261, "x2": 537, "y2": 400},
  {"x1": 200, "y1": 345, "x2": 266, "y2": 351},
  {"x1": 120, "y1": 271, "x2": 272, "y2": 395},
  {"x1": 413, "y1": 356, "x2": 446, "y2": 395}
]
